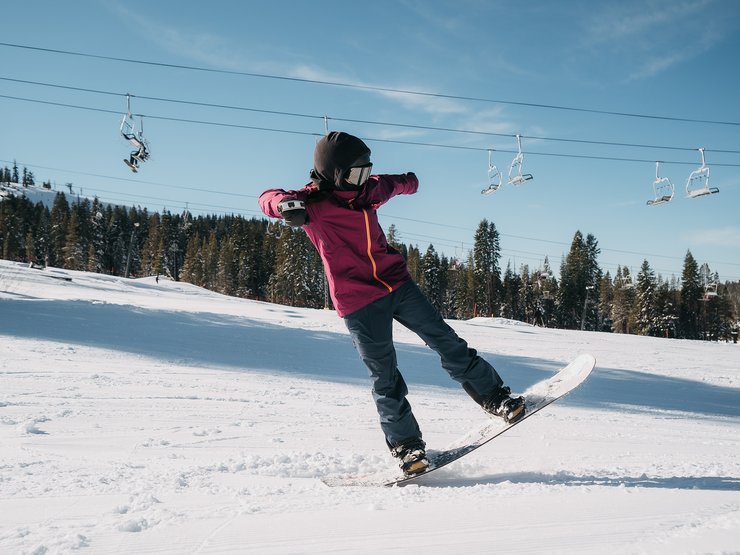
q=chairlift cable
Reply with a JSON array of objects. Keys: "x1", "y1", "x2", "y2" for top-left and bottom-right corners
[
  {"x1": 4, "y1": 92, "x2": 740, "y2": 171},
  {"x1": 5, "y1": 92, "x2": 740, "y2": 168},
  {"x1": 2, "y1": 41, "x2": 740, "y2": 127},
  {"x1": 3, "y1": 76, "x2": 740, "y2": 155}
]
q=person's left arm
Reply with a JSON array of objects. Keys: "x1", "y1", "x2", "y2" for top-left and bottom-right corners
[{"x1": 361, "y1": 172, "x2": 419, "y2": 207}]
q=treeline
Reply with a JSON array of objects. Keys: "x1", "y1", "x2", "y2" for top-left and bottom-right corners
[
  {"x1": 0, "y1": 160, "x2": 50, "y2": 189},
  {"x1": 1, "y1": 189, "x2": 737, "y2": 341}
]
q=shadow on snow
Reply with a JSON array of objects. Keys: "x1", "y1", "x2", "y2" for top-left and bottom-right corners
[
  {"x1": 2, "y1": 299, "x2": 739, "y2": 420},
  {"x1": 412, "y1": 470, "x2": 740, "y2": 492}
]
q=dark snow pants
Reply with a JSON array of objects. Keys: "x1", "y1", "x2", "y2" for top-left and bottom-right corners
[{"x1": 343, "y1": 280, "x2": 503, "y2": 449}]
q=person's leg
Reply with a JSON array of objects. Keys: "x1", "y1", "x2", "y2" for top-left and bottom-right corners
[
  {"x1": 393, "y1": 281, "x2": 503, "y2": 399},
  {"x1": 344, "y1": 293, "x2": 422, "y2": 448},
  {"x1": 393, "y1": 281, "x2": 525, "y2": 422}
]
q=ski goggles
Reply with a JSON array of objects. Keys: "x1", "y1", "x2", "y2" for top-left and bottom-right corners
[{"x1": 345, "y1": 163, "x2": 373, "y2": 188}]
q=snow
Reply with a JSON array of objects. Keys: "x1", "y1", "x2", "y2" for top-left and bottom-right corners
[
  {"x1": 0, "y1": 182, "x2": 59, "y2": 209},
  {"x1": 1, "y1": 259, "x2": 738, "y2": 554}
]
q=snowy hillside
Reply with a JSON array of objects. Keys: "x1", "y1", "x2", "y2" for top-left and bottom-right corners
[
  {"x1": 0, "y1": 182, "x2": 61, "y2": 209},
  {"x1": 1, "y1": 259, "x2": 738, "y2": 554}
]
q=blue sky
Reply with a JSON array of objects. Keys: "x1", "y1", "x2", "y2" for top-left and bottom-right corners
[{"x1": 2, "y1": 0, "x2": 739, "y2": 282}]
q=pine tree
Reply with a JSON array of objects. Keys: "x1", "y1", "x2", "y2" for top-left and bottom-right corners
[
  {"x1": 86, "y1": 198, "x2": 106, "y2": 274},
  {"x1": 711, "y1": 282, "x2": 734, "y2": 341},
  {"x1": 22, "y1": 168, "x2": 35, "y2": 187},
  {"x1": 438, "y1": 254, "x2": 454, "y2": 318},
  {"x1": 473, "y1": 219, "x2": 502, "y2": 317},
  {"x1": 634, "y1": 260, "x2": 658, "y2": 336},
  {"x1": 124, "y1": 208, "x2": 145, "y2": 278},
  {"x1": 518, "y1": 264, "x2": 535, "y2": 324},
  {"x1": 679, "y1": 251, "x2": 702, "y2": 339},
  {"x1": 534, "y1": 257, "x2": 557, "y2": 327},
  {"x1": 598, "y1": 271, "x2": 614, "y2": 332},
  {"x1": 0, "y1": 197, "x2": 18, "y2": 260},
  {"x1": 65, "y1": 199, "x2": 92, "y2": 271},
  {"x1": 239, "y1": 219, "x2": 270, "y2": 299},
  {"x1": 62, "y1": 211, "x2": 84, "y2": 269},
  {"x1": 259, "y1": 221, "x2": 281, "y2": 300},
  {"x1": 32, "y1": 205, "x2": 51, "y2": 266},
  {"x1": 216, "y1": 236, "x2": 237, "y2": 296},
  {"x1": 111, "y1": 208, "x2": 131, "y2": 276},
  {"x1": 270, "y1": 226, "x2": 306, "y2": 306},
  {"x1": 696, "y1": 263, "x2": 727, "y2": 340},
  {"x1": 141, "y1": 213, "x2": 164, "y2": 277},
  {"x1": 202, "y1": 231, "x2": 219, "y2": 289},
  {"x1": 406, "y1": 245, "x2": 421, "y2": 283},
  {"x1": 454, "y1": 252, "x2": 476, "y2": 319},
  {"x1": 421, "y1": 244, "x2": 442, "y2": 310},
  {"x1": 501, "y1": 262, "x2": 522, "y2": 320},
  {"x1": 48, "y1": 193, "x2": 70, "y2": 267},
  {"x1": 557, "y1": 231, "x2": 587, "y2": 329},
  {"x1": 557, "y1": 231, "x2": 602, "y2": 330},
  {"x1": 181, "y1": 232, "x2": 205, "y2": 285},
  {"x1": 654, "y1": 276, "x2": 679, "y2": 338},
  {"x1": 584, "y1": 234, "x2": 602, "y2": 329},
  {"x1": 611, "y1": 266, "x2": 635, "y2": 333}
]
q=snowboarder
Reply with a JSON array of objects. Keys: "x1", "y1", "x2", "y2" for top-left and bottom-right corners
[{"x1": 259, "y1": 132, "x2": 524, "y2": 476}]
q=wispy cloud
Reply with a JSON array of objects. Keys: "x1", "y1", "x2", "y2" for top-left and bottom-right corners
[
  {"x1": 688, "y1": 226, "x2": 740, "y2": 247},
  {"x1": 108, "y1": 3, "x2": 245, "y2": 71},
  {"x1": 108, "y1": 1, "x2": 469, "y2": 119},
  {"x1": 289, "y1": 64, "x2": 468, "y2": 116},
  {"x1": 575, "y1": 0, "x2": 731, "y2": 81},
  {"x1": 584, "y1": 0, "x2": 715, "y2": 42}
]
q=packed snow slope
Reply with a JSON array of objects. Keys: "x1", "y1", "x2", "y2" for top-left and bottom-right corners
[{"x1": 1, "y1": 259, "x2": 738, "y2": 554}]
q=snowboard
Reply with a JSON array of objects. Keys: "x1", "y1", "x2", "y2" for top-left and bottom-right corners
[{"x1": 323, "y1": 353, "x2": 596, "y2": 488}]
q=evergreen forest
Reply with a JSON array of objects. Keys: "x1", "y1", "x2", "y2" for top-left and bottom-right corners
[{"x1": 1, "y1": 169, "x2": 738, "y2": 342}]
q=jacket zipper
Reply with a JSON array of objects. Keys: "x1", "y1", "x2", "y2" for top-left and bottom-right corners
[{"x1": 362, "y1": 209, "x2": 393, "y2": 293}]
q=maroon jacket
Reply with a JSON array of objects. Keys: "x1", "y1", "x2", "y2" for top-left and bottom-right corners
[{"x1": 259, "y1": 173, "x2": 418, "y2": 317}]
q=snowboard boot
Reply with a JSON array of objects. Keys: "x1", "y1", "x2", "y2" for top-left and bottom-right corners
[
  {"x1": 390, "y1": 438, "x2": 429, "y2": 476},
  {"x1": 482, "y1": 386, "x2": 526, "y2": 424}
]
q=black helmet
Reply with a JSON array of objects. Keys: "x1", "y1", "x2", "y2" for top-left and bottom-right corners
[{"x1": 311, "y1": 131, "x2": 371, "y2": 191}]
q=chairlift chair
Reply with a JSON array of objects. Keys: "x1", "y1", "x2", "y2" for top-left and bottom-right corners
[
  {"x1": 686, "y1": 148, "x2": 718, "y2": 198},
  {"x1": 647, "y1": 161, "x2": 675, "y2": 206},
  {"x1": 481, "y1": 149, "x2": 503, "y2": 195},
  {"x1": 703, "y1": 282, "x2": 718, "y2": 299},
  {"x1": 120, "y1": 94, "x2": 151, "y2": 173},
  {"x1": 508, "y1": 134, "x2": 533, "y2": 186}
]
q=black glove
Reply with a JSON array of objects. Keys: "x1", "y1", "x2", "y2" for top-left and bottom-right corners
[{"x1": 278, "y1": 199, "x2": 308, "y2": 227}]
